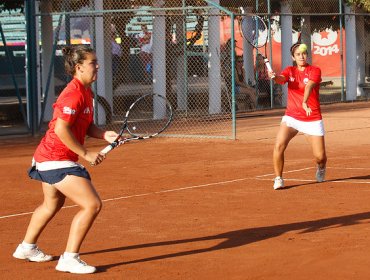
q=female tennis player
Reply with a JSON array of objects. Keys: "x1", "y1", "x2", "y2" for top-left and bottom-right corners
[
  {"x1": 13, "y1": 45, "x2": 119, "y2": 273},
  {"x1": 268, "y1": 43, "x2": 327, "y2": 190}
]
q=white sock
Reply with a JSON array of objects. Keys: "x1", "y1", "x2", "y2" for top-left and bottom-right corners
[
  {"x1": 21, "y1": 241, "x2": 36, "y2": 249},
  {"x1": 63, "y1": 252, "x2": 79, "y2": 259}
]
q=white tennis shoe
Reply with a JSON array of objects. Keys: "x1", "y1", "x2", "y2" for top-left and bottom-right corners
[
  {"x1": 56, "y1": 254, "x2": 96, "y2": 274},
  {"x1": 316, "y1": 166, "x2": 326, "y2": 182},
  {"x1": 13, "y1": 244, "x2": 53, "y2": 262},
  {"x1": 273, "y1": 176, "x2": 284, "y2": 190}
]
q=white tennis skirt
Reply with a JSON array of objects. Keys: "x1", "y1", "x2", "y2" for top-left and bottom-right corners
[{"x1": 281, "y1": 115, "x2": 325, "y2": 136}]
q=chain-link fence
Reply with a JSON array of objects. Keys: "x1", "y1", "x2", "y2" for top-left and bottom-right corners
[
  {"x1": 36, "y1": 2, "x2": 237, "y2": 138},
  {"x1": 0, "y1": 10, "x2": 28, "y2": 136},
  {"x1": 0, "y1": 0, "x2": 369, "y2": 138}
]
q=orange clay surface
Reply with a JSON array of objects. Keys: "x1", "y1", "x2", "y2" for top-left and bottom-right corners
[{"x1": 1, "y1": 102, "x2": 370, "y2": 280}]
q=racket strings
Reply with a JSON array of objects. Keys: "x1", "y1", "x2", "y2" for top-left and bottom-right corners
[
  {"x1": 240, "y1": 16, "x2": 268, "y2": 48},
  {"x1": 126, "y1": 94, "x2": 172, "y2": 137}
]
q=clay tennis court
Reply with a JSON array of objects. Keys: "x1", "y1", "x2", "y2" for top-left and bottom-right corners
[{"x1": 1, "y1": 101, "x2": 370, "y2": 279}]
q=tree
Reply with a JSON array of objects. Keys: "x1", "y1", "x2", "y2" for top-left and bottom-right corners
[{"x1": 345, "y1": 0, "x2": 370, "y2": 12}]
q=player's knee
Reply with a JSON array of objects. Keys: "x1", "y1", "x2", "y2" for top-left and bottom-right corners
[
  {"x1": 274, "y1": 142, "x2": 286, "y2": 154},
  {"x1": 84, "y1": 198, "x2": 103, "y2": 216},
  {"x1": 315, "y1": 153, "x2": 327, "y2": 165},
  {"x1": 93, "y1": 199, "x2": 103, "y2": 215}
]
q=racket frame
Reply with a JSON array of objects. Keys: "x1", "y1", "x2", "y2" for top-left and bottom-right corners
[
  {"x1": 238, "y1": 13, "x2": 274, "y2": 78},
  {"x1": 100, "y1": 93, "x2": 173, "y2": 155}
]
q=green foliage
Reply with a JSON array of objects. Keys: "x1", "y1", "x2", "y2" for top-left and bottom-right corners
[{"x1": 344, "y1": 0, "x2": 370, "y2": 12}]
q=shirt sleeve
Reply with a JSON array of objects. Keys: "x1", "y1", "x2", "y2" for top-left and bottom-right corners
[
  {"x1": 309, "y1": 66, "x2": 322, "y2": 84},
  {"x1": 279, "y1": 67, "x2": 291, "y2": 84},
  {"x1": 53, "y1": 89, "x2": 83, "y2": 125}
]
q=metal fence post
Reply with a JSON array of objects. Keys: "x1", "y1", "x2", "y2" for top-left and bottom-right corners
[{"x1": 25, "y1": 0, "x2": 38, "y2": 135}]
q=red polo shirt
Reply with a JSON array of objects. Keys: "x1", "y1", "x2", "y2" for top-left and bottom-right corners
[
  {"x1": 34, "y1": 78, "x2": 94, "y2": 162},
  {"x1": 279, "y1": 65, "x2": 322, "y2": 121}
]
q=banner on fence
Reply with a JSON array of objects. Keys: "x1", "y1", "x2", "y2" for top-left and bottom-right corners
[{"x1": 220, "y1": 17, "x2": 345, "y2": 77}]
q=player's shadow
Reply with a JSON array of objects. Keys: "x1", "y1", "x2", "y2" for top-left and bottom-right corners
[
  {"x1": 279, "y1": 174, "x2": 370, "y2": 189},
  {"x1": 330, "y1": 175, "x2": 370, "y2": 181},
  {"x1": 86, "y1": 211, "x2": 370, "y2": 272},
  {"x1": 281, "y1": 180, "x2": 319, "y2": 189}
]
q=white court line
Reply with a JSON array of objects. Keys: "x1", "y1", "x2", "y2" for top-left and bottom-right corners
[
  {"x1": 256, "y1": 177, "x2": 370, "y2": 184},
  {"x1": 256, "y1": 166, "x2": 370, "y2": 179},
  {"x1": 255, "y1": 166, "x2": 370, "y2": 185},
  {"x1": 329, "y1": 167, "x2": 370, "y2": 170},
  {"x1": 330, "y1": 180, "x2": 370, "y2": 184},
  {"x1": 0, "y1": 177, "x2": 256, "y2": 220},
  {"x1": 2, "y1": 166, "x2": 369, "y2": 220},
  {"x1": 255, "y1": 167, "x2": 315, "y2": 178}
]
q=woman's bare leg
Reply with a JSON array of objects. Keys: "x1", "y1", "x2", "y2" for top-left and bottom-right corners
[
  {"x1": 54, "y1": 175, "x2": 102, "y2": 253},
  {"x1": 273, "y1": 123, "x2": 299, "y2": 177},
  {"x1": 23, "y1": 183, "x2": 65, "y2": 244},
  {"x1": 305, "y1": 135, "x2": 327, "y2": 168}
]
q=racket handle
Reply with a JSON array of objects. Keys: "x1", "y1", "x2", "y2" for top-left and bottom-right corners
[
  {"x1": 263, "y1": 58, "x2": 275, "y2": 79},
  {"x1": 100, "y1": 143, "x2": 116, "y2": 155},
  {"x1": 100, "y1": 139, "x2": 126, "y2": 155}
]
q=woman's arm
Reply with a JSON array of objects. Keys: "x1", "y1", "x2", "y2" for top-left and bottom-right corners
[
  {"x1": 86, "y1": 124, "x2": 105, "y2": 139},
  {"x1": 54, "y1": 118, "x2": 97, "y2": 163},
  {"x1": 266, "y1": 66, "x2": 286, "y2": 84},
  {"x1": 271, "y1": 74, "x2": 286, "y2": 84},
  {"x1": 87, "y1": 123, "x2": 120, "y2": 143},
  {"x1": 302, "y1": 80, "x2": 317, "y2": 116}
]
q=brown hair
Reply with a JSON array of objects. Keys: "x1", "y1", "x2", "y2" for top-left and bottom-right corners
[
  {"x1": 290, "y1": 43, "x2": 307, "y2": 56},
  {"x1": 62, "y1": 45, "x2": 95, "y2": 76}
]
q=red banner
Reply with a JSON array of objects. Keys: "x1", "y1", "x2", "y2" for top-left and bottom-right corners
[{"x1": 220, "y1": 17, "x2": 345, "y2": 77}]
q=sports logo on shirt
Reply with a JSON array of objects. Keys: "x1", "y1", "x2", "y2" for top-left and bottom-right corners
[
  {"x1": 63, "y1": 106, "x2": 76, "y2": 115},
  {"x1": 289, "y1": 77, "x2": 295, "y2": 82},
  {"x1": 303, "y1": 78, "x2": 309, "y2": 84},
  {"x1": 83, "y1": 107, "x2": 91, "y2": 114}
]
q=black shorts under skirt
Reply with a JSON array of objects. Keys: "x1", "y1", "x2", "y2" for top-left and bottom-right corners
[{"x1": 28, "y1": 165, "x2": 91, "y2": 185}]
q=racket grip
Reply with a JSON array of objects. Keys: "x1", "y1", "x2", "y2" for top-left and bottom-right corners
[
  {"x1": 100, "y1": 143, "x2": 115, "y2": 155},
  {"x1": 263, "y1": 58, "x2": 275, "y2": 79}
]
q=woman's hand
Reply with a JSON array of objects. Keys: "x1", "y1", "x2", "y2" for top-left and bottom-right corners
[
  {"x1": 103, "y1": 130, "x2": 120, "y2": 143},
  {"x1": 267, "y1": 70, "x2": 276, "y2": 79},
  {"x1": 83, "y1": 150, "x2": 106, "y2": 166},
  {"x1": 302, "y1": 102, "x2": 312, "y2": 116}
]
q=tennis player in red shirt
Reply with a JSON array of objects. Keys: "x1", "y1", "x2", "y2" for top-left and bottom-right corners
[
  {"x1": 268, "y1": 43, "x2": 327, "y2": 190},
  {"x1": 13, "y1": 45, "x2": 120, "y2": 273}
]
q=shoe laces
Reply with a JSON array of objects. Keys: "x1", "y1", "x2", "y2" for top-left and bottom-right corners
[
  {"x1": 30, "y1": 247, "x2": 44, "y2": 257},
  {"x1": 75, "y1": 256, "x2": 88, "y2": 266}
]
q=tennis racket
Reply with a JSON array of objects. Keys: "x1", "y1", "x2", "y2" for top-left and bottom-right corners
[
  {"x1": 238, "y1": 11, "x2": 274, "y2": 78},
  {"x1": 100, "y1": 93, "x2": 173, "y2": 155}
]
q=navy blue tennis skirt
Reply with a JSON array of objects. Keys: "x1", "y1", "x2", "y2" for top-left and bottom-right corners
[{"x1": 28, "y1": 165, "x2": 91, "y2": 185}]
